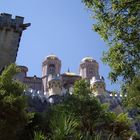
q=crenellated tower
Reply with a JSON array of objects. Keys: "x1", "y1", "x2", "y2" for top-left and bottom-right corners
[{"x1": 0, "y1": 13, "x2": 30, "y2": 70}]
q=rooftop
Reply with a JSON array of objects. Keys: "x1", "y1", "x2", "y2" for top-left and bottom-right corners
[{"x1": 81, "y1": 56, "x2": 94, "y2": 62}]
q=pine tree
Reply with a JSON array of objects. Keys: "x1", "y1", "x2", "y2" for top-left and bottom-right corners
[{"x1": 0, "y1": 64, "x2": 31, "y2": 140}]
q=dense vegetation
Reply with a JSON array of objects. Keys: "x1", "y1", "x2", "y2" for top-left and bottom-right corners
[
  {"x1": 0, "y1": 64, "x2": 33, "y2": 140},
  {"x1": 0, "y1": 1, "x2": 140, "y2": 139},
  {"x1": 0, "y1": 64, "x2": 137, "y2": 140},
  {"x1": 82, "y1": 0, "x2": 140, "y2": 83},
  {"x1": 82, "y1": 0, "x2": 140, "y2": 107},
  {"x1": 82, "y1": 0, "x2": 140, "y2": 139}
]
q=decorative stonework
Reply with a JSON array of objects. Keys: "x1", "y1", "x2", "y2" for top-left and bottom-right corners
[
  {"x1": 90, "y1": 76, "x2": 106, "y2": 96},
  {"x1": 15, "y1": 55, "x2": 106, "y2": 97}
]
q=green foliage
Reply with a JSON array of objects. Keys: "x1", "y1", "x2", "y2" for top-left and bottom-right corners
[
  {"x1": 82, "y1": 1, "x2": 140, "y2": 134},
  {"x1": 112, "y1": 113, "x2": 132, "y2": 138},
  {"x1": 80, "y1": 131, "x2": 102, "y2": 140},
  {"x1": 20, "y1": 107, "x2": 57, "y2": 140},
  {"x1": 34, "y1": 131, "x2": 46, "y2": 140},
  {"x1": 82, "y1": 0, "x2": 140, "y2": 83},
  {"x1": 74, "y1": 79, "x2": 91, "y2": 98},
  {"x1": 50, "y1": 112, "x2": 79, "y2": 140},
  {"x1": 0, "y1": 64, "x2": 31, "y2": 140},
  {"x1": 47, "y1": 80, "x2": 134, "y2": 139},
  {"x1": 0, "y1": 65, "x2": 134, "y2": 139},
  {"x1": 124, "y1": 76, "x2": 140, "y2": 109}
]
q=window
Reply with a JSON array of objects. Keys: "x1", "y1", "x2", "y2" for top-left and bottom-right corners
[
  {"x1": 49, "y1": 64, "x2": 55, "y2": 74},
  {"x1": 89, "y1": 68, "x2": 94, "y2": 75}
]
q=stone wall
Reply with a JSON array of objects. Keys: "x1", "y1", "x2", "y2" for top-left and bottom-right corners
[{"x1": 0, "y1": 13, "x2": 30, "y2": 70}]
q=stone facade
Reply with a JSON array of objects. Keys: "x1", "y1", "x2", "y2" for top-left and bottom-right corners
[
  {"x1": 0, "y1": 13, "x2": 30, "y2": 71},
  {"x1": 14, "y1": 66, "x2": 42, "y2": 92},
  {"x1": 16, "y1": 55, "x2": 123, "y2": 114}
]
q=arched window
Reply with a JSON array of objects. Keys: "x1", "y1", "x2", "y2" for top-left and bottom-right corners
[{"x1": 48, "y1": 64, "x2": 55, "y2": 74}]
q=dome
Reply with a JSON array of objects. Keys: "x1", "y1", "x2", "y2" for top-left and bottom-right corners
[
  {"x1": 44, "y1": 54, "x2": 59, "y2": 60},
  {"x1": 17, "y1": 65, "x2": 28, "y2": 72},
  {"x1": 81, "y1": 56, "x2": 94, "y2": 62}
]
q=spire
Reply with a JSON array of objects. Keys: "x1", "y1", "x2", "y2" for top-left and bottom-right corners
[{"x1": 68, "y1": 67, "x2": 70, "y2": 73}]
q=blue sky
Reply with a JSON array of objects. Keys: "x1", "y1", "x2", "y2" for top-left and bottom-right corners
[{"x1": 0, "y1": 0, "x2": 120, "y2": 91}]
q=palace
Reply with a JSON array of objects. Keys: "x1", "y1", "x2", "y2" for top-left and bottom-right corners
[
  {"x1": 0, "y1": 13, "x2": 122, "y2": 113},
  {"x1": 15, "y1": 55, "x2": 105, "y2": 97},
  {"x1": 1, "y1": 13, "x2": 140, "y2": 135},
  {"x1": 15, "y1": 55, "x2": 123, "y2": 114}
]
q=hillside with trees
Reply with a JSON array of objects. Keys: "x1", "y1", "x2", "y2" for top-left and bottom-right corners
[{"x1": 0, "y1": 0, "x2": 140, "y2": 139}]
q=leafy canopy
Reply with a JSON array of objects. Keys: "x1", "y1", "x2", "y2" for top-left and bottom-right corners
[
  {"x1": 48, "y1": 80, "x2": 133, "y2": 139},
  {"x1": 82, "y1": 0, "x2": 140, "y2": 83}
]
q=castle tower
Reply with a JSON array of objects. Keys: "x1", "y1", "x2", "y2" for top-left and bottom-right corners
[
  {"x1": 79, "y1": 57, "x2": 100, "y2": 80},
  {"x1": 47, "y1": 75, "x2": 62, "y2": 96},
  {"x1": 14, "y1": 66, "x2": 28, "y2": 81},
  {"x1": 42, "y1": 55, "x2": 61, "y2": 93},
  {"x1": 0, "y1": 13, "x2": 30, "y2": 70},
  {"x1": 90, "y1": 76, "x2": 105, "y2": 96}
]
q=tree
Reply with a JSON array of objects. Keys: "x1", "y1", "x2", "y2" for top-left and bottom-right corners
[
  {"x1": 123, "y1": 76, "x2": 140, "y2": 135},
  {"x1": 0, "y1": 64, "x2": 31, "y2": 140},
  {"x1": 82, "y1": 0, "x2": 140, "y2": 83},
  {"x1": 74, "y1": 79, "x2": 91, "y2": 98},
  {"x1": 124, "y1": 76, "x2": 140, "y2": 109},
  {"x1": 48, "y1": 80, "x2": 133, "y2": 139},
  {"x1": 49, "y1": 112, "x2": 79, "y2": 140},
  {"x1": 106, "y1": 113, "x2": 133, "y2": 140},
  {"x1": 82, "y1": 1, "x2": 140, "y2": 135}
]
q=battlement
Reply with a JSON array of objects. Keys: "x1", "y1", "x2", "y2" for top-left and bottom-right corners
[
  {"x1": 0, "y1": 13, "x2": 30, "y2": 70},
  {"x1": 0, "y1": 13, "x2": 31, "y2": 31}
]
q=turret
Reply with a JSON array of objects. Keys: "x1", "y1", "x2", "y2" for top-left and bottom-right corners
[
  {"x1": 0, "y1": 13, "x2": 30, "y2": 70},
  {"x1": 90, "y1": 76, "x2": 105, "y2": 96},
  {"x1": 79, "y1": 57, "x2": 99, "y2": 80},
  {"x1": 42, "y1": 55, "x2": 61, "y2": 76},
  {"x1": 47, "y1": 75, "x2": 62, "y2": 96},
  {"x1": 42, "y1": 55, "x2": 61, "y2": 92},
  {"x1": 14, "y1": 65, "x2": 28, "y2": 81}
]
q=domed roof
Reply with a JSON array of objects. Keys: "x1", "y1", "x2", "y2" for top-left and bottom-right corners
[
  {"x1": 47, "y1": 54, "x2": 58, "y2": 58},
  {"x1": 17, "y1": 65, "x2": 28, "y2": 72},
  {"x1": 44, "y1": 54, "x2": 59, "y2": 61},
  {"x1": 81, "y1": 56, "x2": 94, "y2": 62}
]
